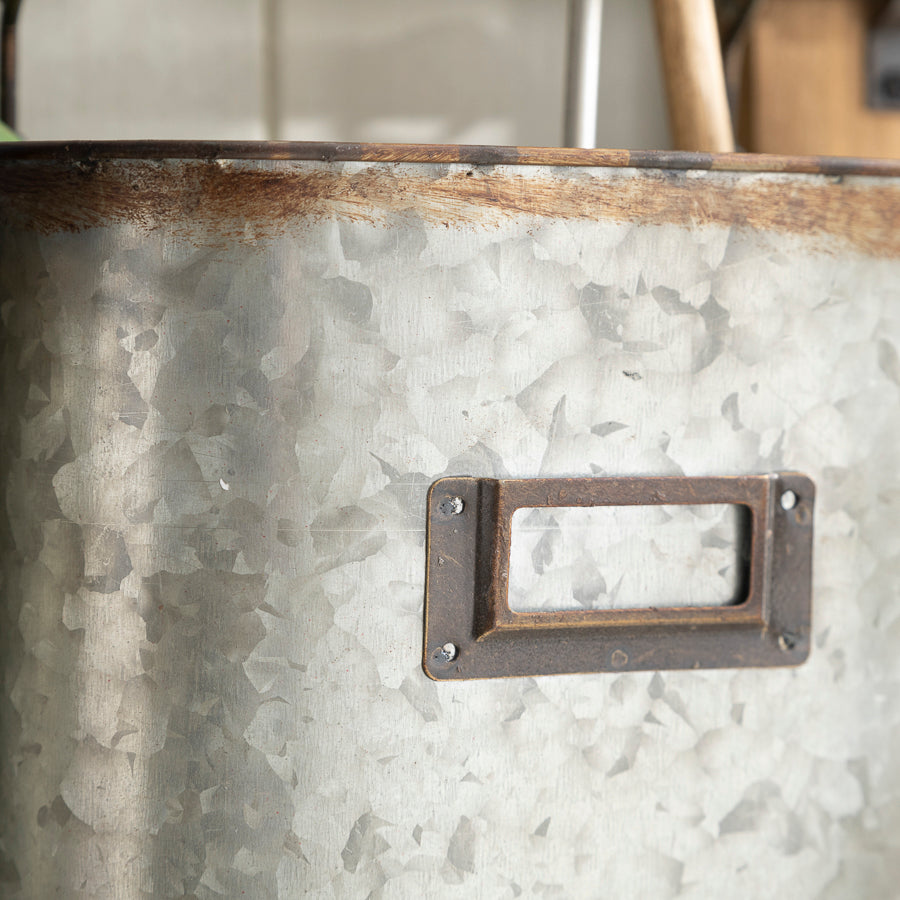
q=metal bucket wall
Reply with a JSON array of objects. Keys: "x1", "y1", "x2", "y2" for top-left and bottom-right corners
[{"x1": 1, "y1": 147, "x2": 899, "y2": 898}]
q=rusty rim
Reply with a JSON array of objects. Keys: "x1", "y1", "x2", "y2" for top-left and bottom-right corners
[{"x1": 1, "y1": 140, "x2": 900, "y2": 177}]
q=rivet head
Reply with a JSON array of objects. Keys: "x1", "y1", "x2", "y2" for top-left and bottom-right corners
[
  {"x1": 780, "y1": 489, "x2": 798, "y2": 511},
  {"x1": 438, "y1": 496, "x2": 464, "y2": 517},
  {"x1": 778, "y1": 632, "x2": 799, "y2": 652},
  {"x1": 435, "y1": 642, "x2": 458, "y2": 662}
]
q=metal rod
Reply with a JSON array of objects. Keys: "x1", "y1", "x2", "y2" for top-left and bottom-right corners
[
  {"x1": 261, "y1": 0, "x2": 281, "y2": 141},
  {"x1": 564, "y1": 0, "x2": 603, "y2": 148},
  {"x1": 1, "y1": 0, "x2": 21, "y2": 130}
]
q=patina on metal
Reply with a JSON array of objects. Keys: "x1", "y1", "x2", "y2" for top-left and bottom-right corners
[
  {"x1": 424, "y1": 474, "x2": 814, "y2": 679},
  {"x1": 7, "y1": 137, "x2": 900, "y2": 173}
]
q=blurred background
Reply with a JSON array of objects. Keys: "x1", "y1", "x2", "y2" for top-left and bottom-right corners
[
  {"x1": 7, "y1": 0, "x2": 900, "y2": 156},
  {"x1": 13, "y1": 0, "x2": 668, "y2": 148}
]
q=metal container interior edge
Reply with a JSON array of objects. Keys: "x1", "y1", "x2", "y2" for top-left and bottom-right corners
[{"x1": 1, "y1": 141, "x2": 899, "y2": 899}]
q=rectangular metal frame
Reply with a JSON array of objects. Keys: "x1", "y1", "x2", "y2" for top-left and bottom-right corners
[{"x1": 423, "y1": 474, "x2": 814, "y2": 679}]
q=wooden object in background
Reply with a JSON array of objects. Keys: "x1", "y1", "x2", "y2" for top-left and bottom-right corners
[
  {"x1": 654, "y1": 0, "x2": 735, "y2": 151},
  {"x1": 739, "y1": 0, "x2": 900, "y2": 156}
]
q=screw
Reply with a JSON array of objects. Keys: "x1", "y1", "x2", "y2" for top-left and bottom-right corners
[
  {"x1": 780, "y1": 489, "x2": 797, "y2": 511},
  {"x1": 436, "y1": 642, "x2": 458, "y2": 662},
  {"x1": 438, "y1": 496, "x2": 464, "y2": 517},
  {"x1": 778, "y1": 632, "x2": 799, "y2": 651}
]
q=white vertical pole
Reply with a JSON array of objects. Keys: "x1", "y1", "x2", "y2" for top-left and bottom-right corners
[{"x1": 564, "y1": 0, "x2": 604, "y2": 148}]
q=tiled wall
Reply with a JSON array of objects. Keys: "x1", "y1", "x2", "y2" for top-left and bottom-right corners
[{"x1": 16, "y1": 0, "x2": 671, "y2": 149}]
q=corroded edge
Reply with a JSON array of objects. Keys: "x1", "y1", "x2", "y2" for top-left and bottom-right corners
[{"x1": 2, "y1": 140, "x2": 900, "y2": 177}]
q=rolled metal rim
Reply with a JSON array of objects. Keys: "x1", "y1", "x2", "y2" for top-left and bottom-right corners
[{"x1": 1, "y1": 140, "x2": 900, "y2": 177}]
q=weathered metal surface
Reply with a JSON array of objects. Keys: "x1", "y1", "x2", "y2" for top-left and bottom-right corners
[
  {"x1": 6, "y1": 138, "x2": 900, "y2": 175},
  {"x1": 3, "y1": 154, "x2": 900, "y2": 257},
  {"x1": 1, "y1": 147, "x2": 899, "y2": 897},
  {"x1": 508, "y1": 499, "x2": 745, "y2": 611},
  {"x1": 424, "y1": 474, "x2": 813, "y2": 679}
]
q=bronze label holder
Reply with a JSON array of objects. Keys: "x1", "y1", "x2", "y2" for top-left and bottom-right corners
[{"x1": 423, "y1": 473, "x2": 814, "y2": 679}]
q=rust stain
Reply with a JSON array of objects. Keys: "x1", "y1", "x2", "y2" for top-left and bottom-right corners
[
  {"x1": 5, "y1": 140, "x2": 900, "y2": 176},
  {"x1": 1, "y1": 158, "x2": 899, "y2": 257}
]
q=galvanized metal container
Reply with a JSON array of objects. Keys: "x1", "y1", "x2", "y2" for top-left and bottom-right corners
[{"x1": 1, "y1": 142, "x2": 899, "y2": 898}]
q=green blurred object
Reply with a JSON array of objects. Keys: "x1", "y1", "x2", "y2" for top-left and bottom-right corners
[{"x1": 0, "y1": 121, "x2": 18, "y2": 141}]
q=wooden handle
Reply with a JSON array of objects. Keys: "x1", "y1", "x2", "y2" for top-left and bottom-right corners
[{"x1": 654, "y1": 0, "x2": 735, "y2": 152}]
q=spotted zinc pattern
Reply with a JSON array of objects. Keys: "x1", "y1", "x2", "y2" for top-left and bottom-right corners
[{"x1": 1, "y1": 155, "x2": 898, "y2": 898}]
